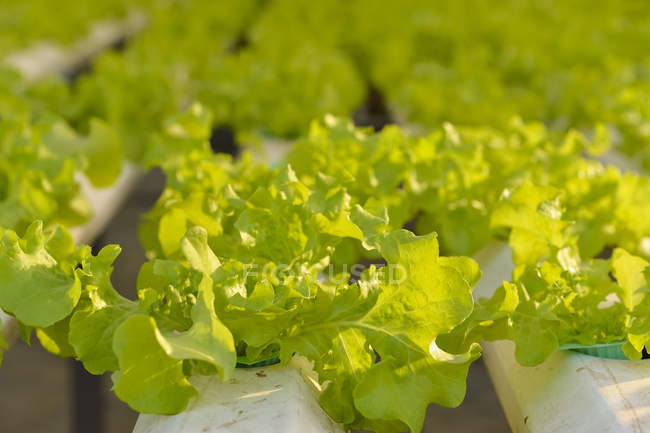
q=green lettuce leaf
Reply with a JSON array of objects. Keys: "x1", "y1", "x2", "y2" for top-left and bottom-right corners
[
  {"x1": 0, "y1": 221, "x2": 80, "y2": 328},
  {"x1": 112, "y1": 315, "x2": 199, "y2": 414}
]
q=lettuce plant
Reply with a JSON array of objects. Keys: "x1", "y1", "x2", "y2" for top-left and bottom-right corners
[
  {"x1": 2, "y1": 107, "x2": 650, "y2": 431},
  {"x1": 0, "y1": 147, "x2": 486, "y2": 432},
  {"x1": 286, "y1": 116, "x2": 650, "y2": 365},
  {"x1": 0, "y1": 90, "x2": 124, "y2": 361},
  {"x1": 0, "y1": 0, "x2": 140, "y2": 56},
  {"x1": 471, "y1": 179, "x2": 650, "y2": 364},
  {"x1": 11, "y1": 0, "x2": 650, "y2": 165},
  {"x1": 0, "y1": 91, "x2": 123, "y2": 232}
]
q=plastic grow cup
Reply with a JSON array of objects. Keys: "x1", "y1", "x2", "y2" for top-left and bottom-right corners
[
  {"x1": 559, "y1": 342, "x2": 629, "y2": 360},
  {"x1": 236, "y1": 350, "x2": 282, "y2": 368}
]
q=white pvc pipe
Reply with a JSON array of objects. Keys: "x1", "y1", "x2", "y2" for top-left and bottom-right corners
[
  {"x1": 133, "y1": 360, "x2": 343, "y2": 433},
  {"x1": 69, "y1": 164, "x2": 142, "y2": 245},
  {"x1": 3, "y1": 11, "x2": 147, "y2": 81},
  {"x1": 600, "y1": 150, "x2": 643, "y2": 174}
]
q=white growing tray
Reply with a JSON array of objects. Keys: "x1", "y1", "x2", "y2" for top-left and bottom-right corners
[
  {"x1": 69, "y1": 164, "x2": 141, "y2": 245},
  {"x1": 133, "y1": 360, "x2": 343, "y2": 433},
  {"x1": 3, "y1": 11, "x2": 146, "y2": 82}
]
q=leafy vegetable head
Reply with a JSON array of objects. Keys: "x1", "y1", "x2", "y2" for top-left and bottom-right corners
[
  {"x1": 0, "y1": 147, "x2": 486, "y2": 430},
  {"x1": 0, "y1": 92, "x2": 123, "y2": 232}
]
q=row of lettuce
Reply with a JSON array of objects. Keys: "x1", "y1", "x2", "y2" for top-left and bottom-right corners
[
  {"x1": 0, "y1": 91, "x2": 124, "y2": 234},
  {"x1": 3, "y1": 0, "x2": 650, "y2": 166},
  {"x1": 1, "y1": 1, "x2": 650, "y2": 431},
  {"x1": 0, "y1": 0, "x2": 137, "y2": 56},
  {"x1": 1, "y1": 104, "x2": 649, "y2": 431}
]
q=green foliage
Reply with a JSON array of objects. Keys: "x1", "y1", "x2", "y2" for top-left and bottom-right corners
[
  {"x1": 8, "y1": 0, "x2": 650, "y2": 163},
  {"x1": 3, "y1": 0, "x2": 650, "y2": 425},
  {"x1": 0, "y1": 0, "x2": 138, "y2": 56},
  {"x1": 0, "y1": 92, "x2": 123, "y2": 232},
  {"x1": 3, "y1": 102, "x2": 650, "y2": 429},
  {"x1": 0, "y1": 91, "x2": 123, "y2": 364},
  {"x1": 287, "y1": 116, "x2": 650, "y2": 368},
  {"x1": 0, "y1": 222, "x2": 80, "y2": 328},
  {"x1": 0, "y1": 144, "x2": 486, "y2": 431},
  {"x1": 454, "y1": 178, "x2": 650, "y2": 365},
  {"x1": 286, "y1": 116, "x2": 627, "y2": 258}
]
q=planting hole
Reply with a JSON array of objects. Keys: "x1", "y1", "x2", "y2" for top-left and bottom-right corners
[
  {"x1": 210, "y1": 125, "x2": 240, "y2": 157},
  {"x1": 353, "y1": 84, "x2": 394, "y2": 131}
]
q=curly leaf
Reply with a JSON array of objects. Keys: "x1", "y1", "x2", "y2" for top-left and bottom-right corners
[{"x1": 0, "y1": 222, "x2": 80, "y2": 328}]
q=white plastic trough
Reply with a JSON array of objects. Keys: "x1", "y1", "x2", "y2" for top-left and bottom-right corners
[
  {"x1": 3, "y1": 11, "x2": 147, "y2": 82},
  {"x1": 600, "y1": 150, "x2": 644, "y2": 174},
  {"x1": 69, "y1": 164, "x2": 142, "y2": 245},
  {"x1": 133, "y1": 359, "x2": 343, "y2": 433}
]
